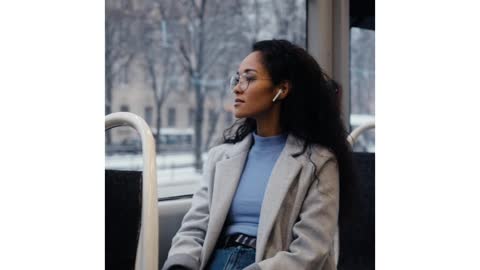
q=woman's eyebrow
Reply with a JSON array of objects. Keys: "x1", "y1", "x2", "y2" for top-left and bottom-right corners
[{"x1": 236, "y1": 68, "x2": 258, "y2": 74}]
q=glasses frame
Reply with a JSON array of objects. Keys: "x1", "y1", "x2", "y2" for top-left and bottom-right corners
[{"x1": 229, "y1": 72, "x2": 271, "y2": 92}]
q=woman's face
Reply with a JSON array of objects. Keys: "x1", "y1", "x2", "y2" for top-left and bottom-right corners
[{"x1": 232, "y1": 51, "x2": 277, "y2": 119}]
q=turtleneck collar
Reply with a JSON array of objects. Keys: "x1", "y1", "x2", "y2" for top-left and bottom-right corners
[{"x1": 251, "y1": 131, "x2": 288, "y2": 152}]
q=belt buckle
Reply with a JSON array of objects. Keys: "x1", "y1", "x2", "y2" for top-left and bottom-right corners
[
  {"x1": 220, "y1": 234, "x2": 256, "y2": 249},
  {"x1": 234, "y1": 234, "x2": 256, "y2": 249}
]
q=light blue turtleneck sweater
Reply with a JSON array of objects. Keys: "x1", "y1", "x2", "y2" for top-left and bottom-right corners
[{"x1": 224, "y1": 131, "x2": 288, "y2": 237}]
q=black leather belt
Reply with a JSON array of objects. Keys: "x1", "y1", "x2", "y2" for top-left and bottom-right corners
[{"x1": 217, "y1": 233, "x2": 257, "y2": 249}]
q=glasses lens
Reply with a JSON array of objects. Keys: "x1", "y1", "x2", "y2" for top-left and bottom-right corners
[{"x1": 230, "y1": 75, "x2": 239, "y2": 90}]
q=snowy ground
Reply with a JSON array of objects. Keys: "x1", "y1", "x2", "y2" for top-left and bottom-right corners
[{"x1": 106, "y1": 152, "x2": 208, "y2": 198}]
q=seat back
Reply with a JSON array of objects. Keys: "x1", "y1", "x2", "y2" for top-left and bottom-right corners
[
  {"x1": 105, "y1": 170, "x2": 142, "y2": 270},
  {"x1": 157, "y1": 198, "x2": 193, "y2": 266},
  {"x1": 337, "y1": 152, "x2": 375, "y2": 270}
]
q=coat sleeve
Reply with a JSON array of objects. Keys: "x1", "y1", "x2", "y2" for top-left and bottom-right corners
[
  {"x1": 162, "y1": 147, "x2": 220, "y2": 270},
  {"x1": 244, "y1": 158, "x2": 340, "y2": 270}
]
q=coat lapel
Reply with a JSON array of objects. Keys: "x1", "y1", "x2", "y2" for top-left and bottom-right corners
[
  {"x1": 256, "y1": 134, "x2": 304, "y2": 261},
  {"x1": 201, "y1": 133, "x2": 253, "y2": 267}
]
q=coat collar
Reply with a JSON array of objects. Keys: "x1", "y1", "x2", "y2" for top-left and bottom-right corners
[
  {"x1": 200, "y1": 132, "x2": 308, "y2": 266},
  {"x1": 224, "y1": 131, "x2": 306, "y2": 159}
]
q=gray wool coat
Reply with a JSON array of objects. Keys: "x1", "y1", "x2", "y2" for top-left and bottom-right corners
[{"x1": 162, "y1": 132, "x2": 339, "y2": 270}]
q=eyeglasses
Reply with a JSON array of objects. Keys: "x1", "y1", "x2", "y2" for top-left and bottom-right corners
[{"x1": 229, "y1": 72, "x2": 271, "y2": 92}]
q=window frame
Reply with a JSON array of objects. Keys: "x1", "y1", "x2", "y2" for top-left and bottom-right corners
[{"x1": 307, "y1": 0, "x2": 350, "y2": 129}]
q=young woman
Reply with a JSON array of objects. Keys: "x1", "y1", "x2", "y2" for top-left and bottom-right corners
[{"x1": 162, "y1": 39, "x2": 353, "y2": 270}]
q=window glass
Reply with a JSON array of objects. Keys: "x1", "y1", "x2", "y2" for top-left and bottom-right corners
[
  {"x1": 145, "y1": 106, "x2": 153, "y2": 126},
  {"x1": 350, "y1": 26, "x2": 375, "y2": 152},
  {"x1": 105, "y1": 0, "x2": 306, "y2": 199}
]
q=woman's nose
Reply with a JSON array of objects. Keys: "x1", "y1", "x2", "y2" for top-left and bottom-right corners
[{"x1": 232, "y1": 84, "x2": 242, "y2": 94}]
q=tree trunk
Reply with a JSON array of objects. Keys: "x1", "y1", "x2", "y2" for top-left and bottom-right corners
[
  {"x1": 193, "y1": 1, "x2": 207, "y2": 172},
  {"x1": 194, "y1": 82, "x2": 204, "y2": 172},
  {"x1": 204, "y1": 111, "x2": 220, "y2": 152},
  {"x1": 155, "y1": 100, "x2": 163, "y2": 153}
]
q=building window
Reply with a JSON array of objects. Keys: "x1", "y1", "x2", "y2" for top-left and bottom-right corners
[
  {"x1": 120, "y1": 104, "x2": 129, "y2": 112},
  {"x1": 188, "y1": 108, "x2": 195, "y2": 126},
  {"x1": 168, "y1": 108, "x2": 176, "y2": 127},
  {"x1": 145, "y1": 106, "x2": 153, "y2": 126}
]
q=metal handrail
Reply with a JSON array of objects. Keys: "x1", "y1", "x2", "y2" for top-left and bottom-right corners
[
  {"x1": 106, "y1": 112, "x2": 159, "y2": 270},
  {"x1": 347, "y1": 120, "x2": 375, "y2": 146}
]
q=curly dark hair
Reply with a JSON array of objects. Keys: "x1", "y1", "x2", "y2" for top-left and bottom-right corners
[{"x1": 221, "y1": 39, "x2": 355, "y2": 223}]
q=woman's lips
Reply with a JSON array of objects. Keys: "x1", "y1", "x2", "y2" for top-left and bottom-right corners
[{"x1": 234, "y1": 99, "x2": 245, "y2": 106}]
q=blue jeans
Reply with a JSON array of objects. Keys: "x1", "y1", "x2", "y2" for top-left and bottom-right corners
[{"x1": 206, "y1": 246, "x2": 256, "y2": 270}]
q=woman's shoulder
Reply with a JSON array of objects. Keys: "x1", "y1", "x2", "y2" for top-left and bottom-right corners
[
  {"x1": 288, "y1": 133, "x2": 334, "y2": 160},
  {"x1": 310, "y1": 144, "x2": 335, "y2": 159},
  {"x1": 306, "y1": 143, "x2": 337, "y2": 166},
  {"x1": 207, "y1": 143, "x2": 229, "y2": 157}
]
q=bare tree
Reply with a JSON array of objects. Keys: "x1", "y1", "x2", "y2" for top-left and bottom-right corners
[
  {"x1": 106, "y1": 4, "x2": 137, "y2": 144},
  {"x1": 237, "y1": 0, "x2": 263, "y2": 44},
  {"x1": 139, "y1": 2, "x2": 180, "y2": 152},
  {"x1": 270, "y1": 0, "x2": 306, "y2": 46},
  {"x1": 203, "y1": 49, "x2": 241, "y2": 151},
  {"x1": 172, "y1": 0, "x2": 250, "y2": 170},
  {"x1": 203, "y1": 77, "x2": 229, "y2": 151}
]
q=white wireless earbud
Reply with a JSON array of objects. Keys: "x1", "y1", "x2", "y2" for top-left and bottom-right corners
[{"x1": 272, "y1": 89, "x2": 283, "y2": 102}]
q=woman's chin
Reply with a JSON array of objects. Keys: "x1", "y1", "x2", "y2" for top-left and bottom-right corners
[
  {"x1": 233, "y1": 110, "x2": 245, "y2": 119},
  {"x1": 234, "y1": 112, "x2": 244, "y2": 118}
]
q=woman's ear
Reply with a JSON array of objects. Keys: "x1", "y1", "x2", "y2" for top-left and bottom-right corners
[
  {"x1": 278, "y1": 81, "x2": 291, "y2": 100},
  {"x1": 273, "y1": 81, "x2": 291, "y2": 102}
]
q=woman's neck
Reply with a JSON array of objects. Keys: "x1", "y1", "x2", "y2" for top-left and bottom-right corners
[
  {"x1": 254, "y1": 103, "x2": 283, "y2": 137},
  {"x1": 255, "y1": 125, "x2": 283, "y2": 137}
]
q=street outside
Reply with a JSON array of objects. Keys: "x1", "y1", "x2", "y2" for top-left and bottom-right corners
[{"x1": 106, "y1": 152, "x2": 208, "y2": 198}]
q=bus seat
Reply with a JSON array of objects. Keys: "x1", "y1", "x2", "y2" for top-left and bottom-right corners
[
  {"x1": 337, "y1": 120, "x2": 375, "y2": 270},
  {"x1": 337, "y1": 152, "x2": 375, "y2": 270},
  {"x1": 106, "y1": 169, "x2": 142, "y2": 270},
  {"x1": 157, "y1": 198, "x2": 193, "y2": 267}
]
